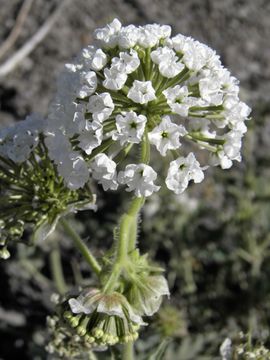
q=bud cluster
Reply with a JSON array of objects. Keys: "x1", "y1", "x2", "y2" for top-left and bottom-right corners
[
  {"x1": 60, "y1": 289, "x2": 145, "y2": 347},
  {"x1": 46, "y1": 315, "x2": 104, "y2": 358},
  {"x1": 220, "y1": 333, "x2": 270, "y2": 360},
  {"x1": 0, "y1": 116, "x2": 95, "y2": 258},
  {"x1": 49, "y1": 248, "x2": 170, "y2": 354}
]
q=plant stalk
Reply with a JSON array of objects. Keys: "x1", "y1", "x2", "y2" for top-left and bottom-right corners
[
  {"x1": 60, "y1": 218, "x2": 101, "y2": 276},
  {"x1": 49, "y1": 244, "x2": 68, "y2": 295},
  {"x1": 103, "y1": 196, "x2": 145, "y2": 293},
  {"x1": 122, "y1": 342, "x2": 134, "y2": 360}
]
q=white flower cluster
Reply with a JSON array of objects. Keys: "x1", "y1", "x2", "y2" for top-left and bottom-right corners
[
  {"x1": 0, "y1": 114, "x2": 45, "y2": 163},
  {"x1": 45, "y1": 19, "x2": 251, "y2": 196}
]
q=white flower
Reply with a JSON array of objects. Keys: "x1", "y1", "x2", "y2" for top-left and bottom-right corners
[
  {"x1": 224, "y1": 97, "x2": 251, "y2": 133},
  {"x1": 187, "y1": 118, "x2": 211, "y2": 135},
  {"x1": 183, "y1": 42, "x2": 215, "y2": 71},
  {"x1": 78, "y1": 120, "x2": 103, "y2": 155},
  {"x1": 44, "y1": 131, "x2": 72, "y2": 164},
  {"x1": 58, "y1": 152, "x2": 89, "y2": 190},
  {"x1": 165, "y1": 34, "x2": 193, "y2": 53},
  {"x1": 118, "y1": 163, "x2": 160, "y2": 197},
  {"x1": 165, "y1": 153, "x2": 204, "y2": 194},
  {"x1": 56, "y1": 64, "x2": 80, "y2": 103},
  {"x1": 5, "y1": 132, "x2": 38, "y2": 163},
  {"x1": 163, "y1": 85, "x2": 190, "y2": 116},
  {"x1": 137, "y1": 24, "x2": 171, "y2": 48},
  {"x1": 111, "y1": 49, "x2": 140, "y2": 74},
  {"x1": 157, "y1": 24, "x2": 172, "y2": 39},
  {"x1": 127, "y1": 80, "x2": 156, "y2": 104},
  {"x1": 223, "y1": 130, "x2": 243, "y2": 161},
  {"x1": 47, "y1": 101, "x2": 86, "y2": 137},
  {"x1": 90, "y1": 49, "x2": 107, "y2": 71},
  {"x1": 82, "y1": 46, "x2": 107, "y2": 71},
  {"x1": 210, "y1": 130, "x2": 243, "y2": 169},
  {"x1": 87, "y1": 93, "x2": 114, "y2": 122},
  {"x1": 91, "y1": 153, "x2": 118, "y2": 191},
  {"x1": 94, "y1": 18, "x2": 122, "y2": 48},
  {"x1": 168, "y1": 36, "x2": 217, "y2": 72},
  {"x1": 148, "y1": 116, "x2": 187, "y2": 156},
  {"x1": 199, "y1": 77, "x2": 223, "y2": 105},
  {"x1": 0, "y1": 114, "x2": 44, "y2": 163},
  {"x1": 151, "y1": 47, "x2": 184, "y2": 78},
  {"x1": 112, "y1": 111, "x2": 147, "y2": 145},
  {"x1": 76, "y1": 71, "x2": 97, "y2": 98},
  {"x1": 209, "y1": 151, "x2": 232, "y2": 169},
  {"x1": 117, "y1": 25, "x2": 139, "y2": 49},
  {"x1": 103, "y1": 66, "x2": 128, "y2": 90}
]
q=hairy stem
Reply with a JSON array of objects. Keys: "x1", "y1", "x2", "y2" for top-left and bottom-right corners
[
  {"x1": 60, "y1": 218, "x2": 101, "y2": 277},
  {"x1": 117, "y1": 197, "x2": 145, "y2": 261},
  {"x1": 122, "y1": 342, "x2": 134, "y2": 360},
  {"x1": 128, "y1": 216, "x2": 138, "y2": 253},
  {"x1": 103, "y1": 196, "x2": 145, "y2": 293},
  {"x1": 103, "y1": 134, "x2": 149, "y2": 294}
]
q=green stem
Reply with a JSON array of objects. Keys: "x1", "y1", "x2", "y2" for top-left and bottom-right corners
[
  {"x1": 88, "y1": 351, "x2": 98, "y2": 360},
  {"x1": 128, "y1": 216, "x2": 138, "y2": 253},
  {"x1": 21, "y1": 259, "x2": 52, "y2": 289},
  {"x1": 85, "y1": 138, "x2": 113, "y2": 161},
  {"x1": 49, "y1": 244, "x2": 68, "y2": 295},
  {"x1": 60, "y1": 218, "x2": 101, "y2": 277},
  {"x1": 187, "y1": 133, "x2": 225, "y2": 145},
  {"x1": 141, "y1": 131, "x2": 150, "y2": 165},
  {"x1": 103, "y1": 196, "x2": 145, "y2": 293},
  {"x1": 122, "y1": 342, "x2": 134, "y2": 360},
  {"x1": 118, "y1": 197, "x2": 145, "y2": 260},
  {"x1": 117, "y1": 214, "x2": 133, "y2": 263},
  {"x1": 71, "y1": 258, "x2": 84, "y2": 285},
  {"x1": 103, "y1": 134, "x2": 149, "y2": 294},
  {"x1": 101, "y1": 133, "x2": 150, "y2": 301}
]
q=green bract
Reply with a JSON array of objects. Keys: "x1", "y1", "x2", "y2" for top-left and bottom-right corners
[{"x1": 0, "y1": 135, "x2": 95, "y2": 258}]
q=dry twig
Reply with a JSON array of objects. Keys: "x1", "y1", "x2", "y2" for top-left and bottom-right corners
[
  {"x1": 0, "y1": 0, "x2": 71, "y2": 78},
  {"x1": 0, "y1": 0, "x2": 34, "y2": 61}
]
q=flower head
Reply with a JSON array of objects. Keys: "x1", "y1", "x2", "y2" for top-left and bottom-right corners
[
  {"x1": 44, "y1": 18, "x2": 250, "y2": 196},
  {"x1": 60, "y1": 288, "x2": 145, "y2": 346}
]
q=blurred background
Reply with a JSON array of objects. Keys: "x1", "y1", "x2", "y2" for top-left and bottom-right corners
[{"x1": 0, "y1": 0, "x2": 270, "y2": 359}]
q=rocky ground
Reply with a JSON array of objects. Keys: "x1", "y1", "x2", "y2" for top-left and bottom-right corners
[{"x1": 0, "y1": 0, "x2": 269, "y2": 128}]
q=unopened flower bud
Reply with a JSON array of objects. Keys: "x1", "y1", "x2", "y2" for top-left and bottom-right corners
[{"x1": 57, "y1": 287, "x2": 146, "y2": 347}]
